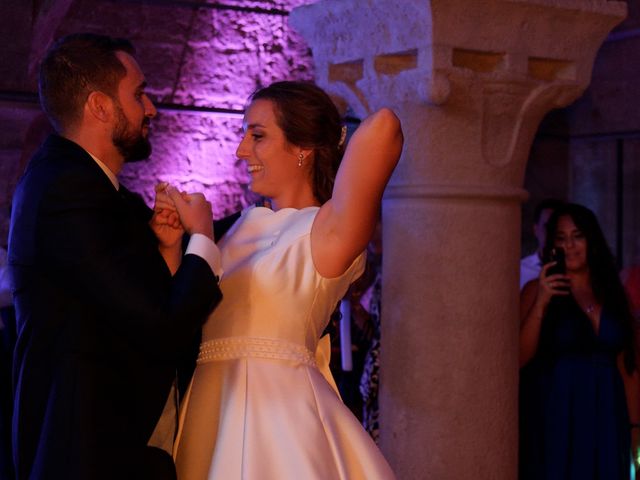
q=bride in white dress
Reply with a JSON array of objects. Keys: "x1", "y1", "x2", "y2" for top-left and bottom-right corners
[{"x1": 171, "y1": 81, "x2": 403, "y2": 479}]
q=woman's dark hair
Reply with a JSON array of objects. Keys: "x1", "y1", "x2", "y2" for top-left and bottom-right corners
[
  {"x1": 250, "y1": 81, "x2": 344, "y2": 204},
  {"x1": 544, "y1": 203, "x2": 637, "y2": 372},
  {"x1": 39, "y1": 33, "x2": 135, "y2": 132},
  {"x1": 533, "y1": 198, "x2": 564, "y2": 223}
]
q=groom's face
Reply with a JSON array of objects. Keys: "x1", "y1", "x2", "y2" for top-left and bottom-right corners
[
  {"x1": 112, "y1": 99, "x2": 152, "y2": 162},
  {"x1": 111, "y1": 51, "x2": 157, "y2": 162}
]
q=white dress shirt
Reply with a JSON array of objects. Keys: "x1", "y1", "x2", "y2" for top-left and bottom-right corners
[{"x1": 520, "y1": 252, "x2": 542, "y2": 290}]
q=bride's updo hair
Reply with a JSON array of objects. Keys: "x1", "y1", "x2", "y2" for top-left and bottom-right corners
[{"x1": 250, "y1": 81, "x2": 345, "y2": 204}]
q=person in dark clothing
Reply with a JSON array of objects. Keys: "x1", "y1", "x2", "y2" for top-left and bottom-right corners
[{"x1": 519, "y1": 203, "x2": 639, "y2": 479}]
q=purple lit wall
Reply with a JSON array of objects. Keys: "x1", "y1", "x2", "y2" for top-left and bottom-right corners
[
  {"x1": 104, "y1": 1, "x2": 314, "y2": 216},
  {"x1": 121, "y1": 112, "x2": 252, "y2": 219},
  {"x1": 0, "y1": 0, "x2": 316, "y2": 238}
]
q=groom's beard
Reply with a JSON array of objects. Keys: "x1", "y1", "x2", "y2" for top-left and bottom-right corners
[{"x1": 112, "y1": 103, "x2": 152, "y2": 163}]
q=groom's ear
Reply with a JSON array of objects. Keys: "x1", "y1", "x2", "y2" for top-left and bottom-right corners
[{"x1": 85, "y1": 91, "x2": 113, "y2": 123}]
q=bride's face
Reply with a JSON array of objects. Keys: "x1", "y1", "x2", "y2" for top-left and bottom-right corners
[{"x1": 236, "y1": 99, "x2": 303, "y2": 202}]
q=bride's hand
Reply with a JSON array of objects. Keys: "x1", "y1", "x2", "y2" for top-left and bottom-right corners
[
  {"x1": 154, "y1": 182, "x2": 178, "y2": 218},
  {"x1": 151, "y1": 183, "x2": 185, "y2": 249}
]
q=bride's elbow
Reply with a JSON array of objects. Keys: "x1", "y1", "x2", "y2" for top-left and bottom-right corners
[
  {"x1": 370, "y1": 108, "x2": 404, "y2": 149},
  {"x1": 373, "y1": 107, "x2": 401, "y2": 132}
]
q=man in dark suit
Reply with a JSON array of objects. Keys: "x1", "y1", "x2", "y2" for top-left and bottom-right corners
[{"x1": 8, "y1": 33, "x2": 222, "y2": 479}]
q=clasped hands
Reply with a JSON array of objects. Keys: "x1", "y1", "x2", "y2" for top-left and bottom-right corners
[{"x1": 150, "y1": 182, "x2": 214, "y2": 250}]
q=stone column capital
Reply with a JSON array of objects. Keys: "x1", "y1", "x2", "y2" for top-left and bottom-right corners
[
  {"x1": 291, "y1": 0, "x2": 626, "y2": 190},
  {"x1": 291, "y1": 0, "x2": 626, "y2": 115}
]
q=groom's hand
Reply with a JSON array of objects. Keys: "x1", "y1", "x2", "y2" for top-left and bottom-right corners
[
  {"x1": 150, "y1": 208, "x2": 184, "y2": 249},
  {"x1": 165, "y1": 185, "x2": 214, "y2": 240}
]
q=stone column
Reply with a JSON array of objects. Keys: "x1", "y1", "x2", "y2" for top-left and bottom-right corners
[{"x1": 291, "y1": 1, "x2": 626, "y2": 478}]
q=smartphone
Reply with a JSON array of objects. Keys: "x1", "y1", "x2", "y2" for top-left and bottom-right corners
[{"x1": 546, "y1": 247, "x2": 566, "y2": 277}]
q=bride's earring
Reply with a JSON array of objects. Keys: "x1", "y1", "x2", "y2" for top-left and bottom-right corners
[{"x1": 298, "y1": 152, "x2": 304, "y2": 167}]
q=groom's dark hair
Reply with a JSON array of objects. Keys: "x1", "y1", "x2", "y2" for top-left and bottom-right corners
[{"x1": 39, "y1": 33, "x2": 135, "y2": 133}]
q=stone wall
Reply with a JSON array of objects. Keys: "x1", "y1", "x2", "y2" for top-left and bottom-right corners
[{"x1": 0, "y1": 0, "x2": 315, "y2": 247}]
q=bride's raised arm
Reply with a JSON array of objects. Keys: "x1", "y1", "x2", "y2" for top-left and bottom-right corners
[{"x1": 311, "y1": 108, "x2": 403, "y2": 278}]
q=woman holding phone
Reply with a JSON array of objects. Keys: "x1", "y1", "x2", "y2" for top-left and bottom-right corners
[{"x1": 518, "y1": 202, "x2": 639, "y2": 479}]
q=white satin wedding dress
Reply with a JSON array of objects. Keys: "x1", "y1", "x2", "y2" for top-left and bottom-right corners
[{"x1": 173, "y1": 205, "x2": 395, "y2": 479}]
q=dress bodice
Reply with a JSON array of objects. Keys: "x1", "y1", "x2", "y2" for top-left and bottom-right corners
[
  {"x1": 176, "y1": 206, "x2": 396, "y2": 480},
  {"x1": 538, "y1": 297, "x2": 625, "y2": 362},
  {"x1": 201, "y1": 206, "x2": 365, "y2": 354}
]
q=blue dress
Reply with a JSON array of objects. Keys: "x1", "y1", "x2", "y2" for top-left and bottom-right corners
[{"x1": 519, "y1": 296, "x2": 630, "y2": 480}]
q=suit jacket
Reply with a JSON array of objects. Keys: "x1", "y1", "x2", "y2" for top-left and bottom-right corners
[{"x1": 8, "y1": 135, "x2": 222, "y2": 479}]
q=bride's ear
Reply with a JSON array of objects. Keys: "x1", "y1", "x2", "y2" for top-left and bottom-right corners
[{"x1": 299, "y1": 148, "x2": 313, "y2": 162}]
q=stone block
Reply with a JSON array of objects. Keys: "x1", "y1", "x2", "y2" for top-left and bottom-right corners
[
  {"x1": 0, "y1": 1, "x2": 34, "y2": 91},
  {"x1": 564, "y1": 36, "x2": 640, "y2": 135},
  {"x1": 171, "y1": 9, "x2": 313, "y2": 108}
]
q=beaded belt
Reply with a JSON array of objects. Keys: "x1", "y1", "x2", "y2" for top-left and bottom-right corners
[{"x1": 197, "y1": 336, "x2": 317, "y2": 367}]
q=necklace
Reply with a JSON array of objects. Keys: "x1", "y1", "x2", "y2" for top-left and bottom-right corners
[{"x1": 586, "y1": 304, "x2": 595, "y2": 314}]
